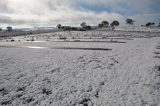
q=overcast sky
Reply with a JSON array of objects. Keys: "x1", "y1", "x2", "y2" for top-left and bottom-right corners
[{"x1": 0, "y1": 0, "x2": 160, "y2": 28}]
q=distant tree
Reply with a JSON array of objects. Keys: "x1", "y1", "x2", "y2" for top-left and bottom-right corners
[
  {"x1": 111, "y1": 20, "x2": 120, "y2": 27},
  {"x1": 80, "y1": 22, "x2": 87, "y2": 28},
  {"x1": 98, "y1": 23, "x2": 103, "y2": 28},
  {"x1": 98, "y1": 21, "x2": 109, "y2": 28},
  {"x1": 57, "y1": 24, "x2": 62, "y2": 30},
  {"x1": 61, "y1": 26, "x2": 65, "y2": 30},
  {"x1": 71, "y1": 27, "x2": 78, "y2": 31},
  {"x1": 125, "y1": 19, "x2": 135, "y2": 27},
  {"x1": 152, "y1": 22, "x2": 155, "y2": 25},
  {"x1": 61, "y1": 26, "x2": 71, "y2": 32},
  {"x1": 146, "y1": 22, "x2": 155, "y2": 27},
  {"x1": 86, "y1": 25, "x2": 91, "y2": 30},
  {"x1": 80, "y1": 22, "x2": 92, "y2": 31},
  {"x1": 65, "y1": 26, "x2": 71, "y2": 32},
  {"x1": 7, "y1": 26, "x2": 13, "y2": 32},
  {"x1": 79, "y1": 28, "x2": 86, "y2": 31},
  {"x1": 146, "y1": 23, "x2": 150, "y2": 26},
  {"x1": 0, "y1": 28, "x2": 2, "y2": 31},
  {"x1": 101, "y1": 21, "x2": 109, "y2": 27}
]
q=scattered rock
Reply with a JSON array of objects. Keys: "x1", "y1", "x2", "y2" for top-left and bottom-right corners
[
  {"x1": 13, "y1": 91, "x2": 24, "y2": 99},
  {"x1": 1, "y1": 100, "x2": 12, "y2": 105},
  {"x1": 107, "y1": 63, "x2": 114, "y2": 69},
  {"x1": 79, "y1": 98, "x2": 91, "y2": 105},
  {"x1": 99, "y1": 81, "x2": 105, "y2": 86},
  {"x1": 23, "y1": 97, "x2": 34, "y2": 104},
  {"x1": 15, "y1": 93, "x2": 23, "y2": 98},
  {"x1": 0, "y1": 88, "x2": 8, "y2": 96},
  {"x1": 154, "y1": 52, "x2": 160, "y2": 54},
  {"x1": 154, "y1": 56, "x2": 160, "y2": 59},
  {"x1": 42, "y1": 88, "x2": 52, "y2": 95},
  {"x1": 154, "y1": 83, "x2": 160, "y2": 89},
  {"x1": 86, "y1": 85, "x2": 93, "y2": 92},
  {"x1": 0, "y1": 87, "x2": 5, "y2": 92},
  {"x1": 155, "y1": 66, "x2": 160, "y2": 71},
  {"x1": 114, "y1": 60, "x2": 119, "y2": 63},
  {"x1": 16, "y1": 86, "x2": 26, "y2": 92},
  {"x1": 50, "y1": 67, "x2": 60, "y2": 73},
  {"x1": 11, "y1": 39, "x2": 14, "y2": 42},
  {"x1": 95, "y1": 91, "x2": 99, "y2": 98},
  {"x1": 16, "y1": 74, "x2": 25, "y2": 79}
]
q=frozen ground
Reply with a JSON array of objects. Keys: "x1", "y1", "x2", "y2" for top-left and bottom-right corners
[{"x1": 0, "y1": 30, "x2": 160, "y2": 106}]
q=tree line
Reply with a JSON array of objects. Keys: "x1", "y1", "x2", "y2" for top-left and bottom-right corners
[
  {"x1": 0, "y1": 18, "x2": 159, "y2": 32},
  {"x1": 57, "y1": 19, "x2": 135, "y2": 31},
  {"x1": 0, "y1": 27, "x2": 13, "y2": 32},
  {"x1": 56, "y1": 18, "x2": 160, "y2": 31}
]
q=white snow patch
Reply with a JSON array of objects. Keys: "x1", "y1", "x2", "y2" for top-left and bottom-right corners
[{"x1": 22, "y1": 46, "x2": 47, "y2": 49}]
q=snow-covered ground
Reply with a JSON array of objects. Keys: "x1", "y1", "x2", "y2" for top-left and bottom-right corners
[{"x1": 0, "y1": 30, "x2": 160, "y2": 106}]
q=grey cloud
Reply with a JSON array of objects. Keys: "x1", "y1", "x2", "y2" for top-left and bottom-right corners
[
  {"x1": 0, "y1": 15, "x2": 13, "y2": 24},
  {"x1": 0, "y1": 0, "x2": 159, "y2": 28}
]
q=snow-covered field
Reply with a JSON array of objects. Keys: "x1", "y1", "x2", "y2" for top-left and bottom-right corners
[{"x1": 0, "y1": 29, "x2": 160, "y2": 106}]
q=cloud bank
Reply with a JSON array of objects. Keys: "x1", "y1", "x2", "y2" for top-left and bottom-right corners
[{"x1": 0, "y1": 0, "x2": 160, "y2": 28}]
